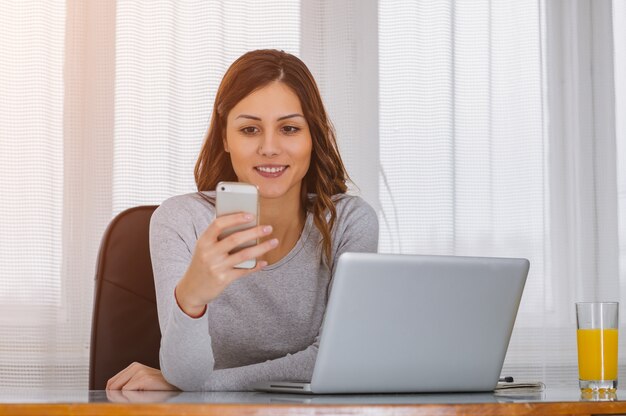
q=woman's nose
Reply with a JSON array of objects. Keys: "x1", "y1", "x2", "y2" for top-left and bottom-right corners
[{"x1": 258, "y1": 131, "x2": 281, "y2": 156}]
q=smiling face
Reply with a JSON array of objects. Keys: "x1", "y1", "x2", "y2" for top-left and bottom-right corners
[{"x1": 224, "y1": 81, "x2": 313, "y2": 203}]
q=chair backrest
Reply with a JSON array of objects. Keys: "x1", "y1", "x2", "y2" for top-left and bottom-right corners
[{"x1": 89, "y1": 205, "x2": 160, "y2": 390}]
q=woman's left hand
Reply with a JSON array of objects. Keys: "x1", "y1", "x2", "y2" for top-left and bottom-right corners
[{"x1": 105, "y1": 362, "x2": 179, "y2": 391}]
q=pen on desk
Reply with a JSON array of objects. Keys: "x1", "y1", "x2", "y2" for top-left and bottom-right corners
[{"x1": 499, "y1": 376, "x2": 514, "y2": 383}]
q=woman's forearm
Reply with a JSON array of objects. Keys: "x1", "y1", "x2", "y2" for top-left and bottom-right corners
[{"x1": 159, "y1": 291, "x2": 216, "y2": 391}]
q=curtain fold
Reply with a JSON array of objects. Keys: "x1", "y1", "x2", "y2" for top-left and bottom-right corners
[
  {"x1": 614, "y1": 0, "x2": 626, "y2": 314},
  {"x1": 300, "y1": 0, "x2": 380, "y2": 208},
  {"x1": 545, "y1": 0, "x2": 619, "y2": 305},
  {"x1": 61, "y1": 0, "x2": 117, "y2": 388}
]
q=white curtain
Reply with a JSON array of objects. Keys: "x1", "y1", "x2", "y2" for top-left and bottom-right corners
[
  {"x1": 617, "y1": 1, "x2": 626, "y2": 314},
  {"x1": 614, "y1": 0, "x2": 626, "y2": 389},
  {"x1": 0, "y1": 0, "x2": 624, "y2": 388},
  {"x1": 378, "y1": 0, "x2": 550, "y2": 381}
]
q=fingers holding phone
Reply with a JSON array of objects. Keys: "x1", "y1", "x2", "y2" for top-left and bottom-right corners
[
  {"x1": 174, "y1": 182, "x2": 278, "y2": 317},
  {"x1": 212, "y1": 220, "x2": 278, "y2": 269},
  {"x1": 218, "y1": 226, "x2": 279, "y2": 270}
]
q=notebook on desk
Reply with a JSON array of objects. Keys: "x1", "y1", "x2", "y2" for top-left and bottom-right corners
[{"x1": 253, "y1": 252, "x2": 529, "y2": 394}]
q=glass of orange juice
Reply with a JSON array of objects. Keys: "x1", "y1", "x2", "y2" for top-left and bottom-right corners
[{"x1": 576, "y1": 302, "x2": 619, "y2": 391}]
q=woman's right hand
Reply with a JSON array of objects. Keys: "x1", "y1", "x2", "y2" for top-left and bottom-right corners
[{"x1": 174, "y1": 212, "x2": 278, "y2": 317}]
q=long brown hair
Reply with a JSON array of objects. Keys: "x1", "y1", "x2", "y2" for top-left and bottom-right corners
[{"x1": 194, "y1": 49, "x2": 349, "y2": 265}]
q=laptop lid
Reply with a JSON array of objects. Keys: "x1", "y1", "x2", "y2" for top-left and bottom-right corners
[{"x1": 309, "y1": 252, "x2": 529, "y2": 394}]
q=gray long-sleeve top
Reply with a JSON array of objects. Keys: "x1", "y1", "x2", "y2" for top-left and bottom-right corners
[{"x1": 151, "y1": 191, "x2": 379, "y2": 391}]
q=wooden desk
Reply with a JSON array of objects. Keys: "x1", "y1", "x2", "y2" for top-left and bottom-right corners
[{"x1": 2, "y1": 388, "x2": 626, "y2": 415}]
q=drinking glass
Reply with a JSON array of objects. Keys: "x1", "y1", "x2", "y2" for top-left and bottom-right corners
[{"x1": 576, "y1": 302, "x2": 619, "y2": 391}]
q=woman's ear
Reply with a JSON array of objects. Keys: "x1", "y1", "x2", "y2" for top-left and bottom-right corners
[{"x1": 223, "y1": 139, "x2": 229, "y2": 153}]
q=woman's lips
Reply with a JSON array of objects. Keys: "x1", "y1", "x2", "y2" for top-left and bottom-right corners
[{"x1": 254, "y1": 165, "x2": 288, "y2": 178}]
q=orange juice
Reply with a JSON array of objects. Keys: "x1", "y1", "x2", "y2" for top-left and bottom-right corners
[{"x1": 577, "y1": 328, "x2": 618, "y2": 380}]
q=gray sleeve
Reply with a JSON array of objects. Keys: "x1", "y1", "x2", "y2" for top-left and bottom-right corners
[
  {"x1": 331, "y1": 195, "x2": 380, "y2": 274},
  {"x1": 198, "y1": 196, "x2": 379, "y2": 391},
  {"x1": 202, "y1": 341, "x2": 319, "y2": 391},
  {"x1": 150, "y1": 199, "x2": 216, "y2": 391}
]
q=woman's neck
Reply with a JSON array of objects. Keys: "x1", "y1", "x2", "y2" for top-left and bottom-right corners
[{"x1": 258, "y1": 194, "x2": 306, "y2": 265}]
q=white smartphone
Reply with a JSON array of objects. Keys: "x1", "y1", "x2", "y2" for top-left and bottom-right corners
[{"x1": 216, "y1": 181, "x2": 259, "y2": 269}]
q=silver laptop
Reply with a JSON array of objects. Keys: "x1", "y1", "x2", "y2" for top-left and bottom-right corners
[{"x1": 253, "y1": 252, "x2": 529, "y2": 394}]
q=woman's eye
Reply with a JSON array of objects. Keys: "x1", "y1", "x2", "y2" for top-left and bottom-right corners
[
  {"x1": 241, "y1": 126, "x2": 258, "y2": 135},
  {"x1": 282, "y1": 126, "x2": 300, "y2": 134}
]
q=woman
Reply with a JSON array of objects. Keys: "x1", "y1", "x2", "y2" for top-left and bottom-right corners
[{"x1": 106, "y1": 49, "x2": 378, "y2": 391}]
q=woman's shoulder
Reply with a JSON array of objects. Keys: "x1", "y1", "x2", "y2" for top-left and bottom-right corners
[
  {"x1": 157, "y1": 190, "x2": 215, "y2": 211},
  {"x1": 331, "y1": 193, "x2": 376, "y2": 218},
  {"x1": 309, "y1": 194, "x2": 378, "y2": 229},
  {"x1": 153, "y1": 191, "x2": 216, "y2": 225},
  {"x1": 328, "y1": 193, "x2": 379, "y2": 254}
]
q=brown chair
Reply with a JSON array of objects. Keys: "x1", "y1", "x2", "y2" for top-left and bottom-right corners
[{"x1": 89, "y1": 205, "x2": 161, "y2": 390}]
